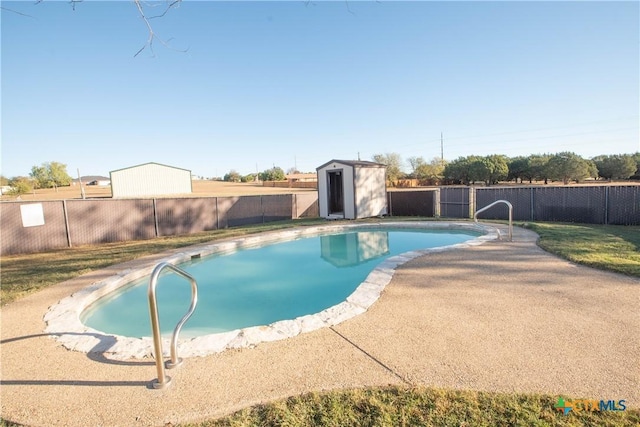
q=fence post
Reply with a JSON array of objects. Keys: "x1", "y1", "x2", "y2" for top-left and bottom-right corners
[
  {"x1": 215, "y1": 197, "x2": 219, "y2": 229},
  {"x1": 293, "y1": 194, "x2": 297, "y2": 219},
  {"x1": 62, "y1": 200, "x2": 72, "y2": 248},
  {"x1": 530, "y1": 187, "x2": 535, "y2": 221},
  {"x1": 468, "y1": 187, "x2": 476, "y2": 218},
  {"x1": 434, "y1": 189, "x2": 441, "y2": 218},
  {"x1": 152, "y1": 198, "x2": 159, "y2": 237},
  {"x1": 604, "y1": 186, "x2": 609, "y2": 225}
]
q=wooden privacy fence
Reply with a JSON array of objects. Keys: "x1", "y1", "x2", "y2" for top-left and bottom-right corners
[
  {"x1": 388, "y1": 185, "x2": 639, "y2": 225},
  {"x1": 2, "y1": 185, "x2": 638, "y2": 255},
  {"x1": 433, "y1": 185, "x2": 639, "y2": 225},
  {"x1": 1, "y1": 193, "x2": 318, "y2": 255}
]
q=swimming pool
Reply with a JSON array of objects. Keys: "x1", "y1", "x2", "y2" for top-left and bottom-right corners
[{"x1": 45, "y1": 222, "x2": 499, "y2": 359}]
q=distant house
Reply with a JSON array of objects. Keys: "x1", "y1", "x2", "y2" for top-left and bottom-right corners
[
  {"x1": 73, "y1": 176, "x2": 110, "y2": 186},
  {"x1": 285, "y1": 173, "x2": 317, "y2": 183},
  {"x1": 87, "y1": 178, "x2": 111, "y2": 186},
  {"x1": 110, "y1": 162, "x2": 192, "y2": 198}
]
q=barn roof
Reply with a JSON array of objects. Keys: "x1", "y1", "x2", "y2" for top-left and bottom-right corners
[
  {"x1": 316, "y1": 159, "x2": 386, "y2": 170},
  {"x1": 110, "y1": 162, "x2": 191, "y2": 174}
]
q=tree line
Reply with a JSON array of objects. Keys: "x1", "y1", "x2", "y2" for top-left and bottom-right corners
[
  {"x1": 2, "y1": 162, "x2": 74, "y2": 196},
  {"x1": 2, "y1": 153, "x2": 639, "y2": 196},
  {"x1": 223, "y1": 166, "x2": 287, "y2": 183},
  {"x1": 372, "y1": 152, "x2": 640, "y2": 186}
]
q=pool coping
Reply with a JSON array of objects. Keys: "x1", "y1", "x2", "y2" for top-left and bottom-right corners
[{"x1": 43, "y1": 221, "x2": 501, "y2": 360}]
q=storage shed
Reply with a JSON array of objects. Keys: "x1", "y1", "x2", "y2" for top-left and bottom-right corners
[
  {"x1": 316, "y1": 159, "x2": 387, "y2": 219},
  {"x1": 110, "y1": 162, "x2": 192, "y2": 198}
]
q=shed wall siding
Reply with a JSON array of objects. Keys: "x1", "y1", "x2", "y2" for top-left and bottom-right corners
[
  {"x1": 343, "y1": 165, "x2": 355, "y2": 219},
  {"x1": 317, "y1": 168, "x2": 328, "y2": 218},
  {"x1": 111, "y1": 164, "x2": 192, "y2": 198},
  {"x1": 354, "y1": 167, "x2": 387, "y2": 218}
]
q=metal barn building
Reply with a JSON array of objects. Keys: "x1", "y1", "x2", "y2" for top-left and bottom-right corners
[
  {"x1": 316, "y1": 159, "x2": 387, "y2": 219},
  {"x1": 110, "y1": 162, "x2": 192, "y2": 198}
]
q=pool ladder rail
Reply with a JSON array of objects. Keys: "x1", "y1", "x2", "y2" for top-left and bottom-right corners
[
  {"x1": 148, "y1": 261, "x2": 198, "y2": 389},
  {"x1": 473, "y1": 199, "x2": 513, "y2": 242}
]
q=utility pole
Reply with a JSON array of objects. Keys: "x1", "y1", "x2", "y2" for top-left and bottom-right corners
[
  {"x1": 77, "y1": 168, "x2": 85, "y2": 199},
  {"x1": 440, "y1": 132, "x2": 444, "y2": 162}
]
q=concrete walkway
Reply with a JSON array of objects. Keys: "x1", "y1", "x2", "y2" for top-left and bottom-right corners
[{"x1": 1, "y1": 225, "x2": 638, "y2": 426}]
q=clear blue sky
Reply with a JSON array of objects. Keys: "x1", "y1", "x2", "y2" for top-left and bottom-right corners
[{"x1": 2, "y1": 0, "x2": 639, "y2": 179}]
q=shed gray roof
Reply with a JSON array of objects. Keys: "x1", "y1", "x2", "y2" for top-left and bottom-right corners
[{"x1": 316, "y1": 159, "x2": 386, "y2": 170}]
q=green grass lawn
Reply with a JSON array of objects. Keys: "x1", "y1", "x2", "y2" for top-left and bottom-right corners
[
  {"x1": 1, "y1": 219, "x2": 639, "y2": 426},
  {"x1": 524, "y1": 222, "x2": 640, "y2": 277}
]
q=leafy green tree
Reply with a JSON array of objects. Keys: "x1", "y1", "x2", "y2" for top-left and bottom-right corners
[
  {"x1": 223, "y1": 170, "x2": 241, "y2": 182},
  {"x1": 481, "y1": 155, "x2": 509, "y2": 185},
  {"x1": 415, "y1": 157, "x2": 446, "y2": 185},
  {"x1": 460, "y1": 155, "x2": 508, "y2": 186},
  {"x1": 443, "y1": 156, "x2": 481, "y2": 185},
  {"x1": 0, "y1": 175, "x2": 9, "y2": 186},
  {"x1": 30, "y1": 161, "x2": 72, "y2": 189},
  {"x1": 546, "y1": 152, "x2": 595, "y2": 184},
  {"x1": 507, "y1": 156, "x2": 530, "y2": 183},
  {"x1": 7, "y1": 176, "x2": 33, "y2": 195},
  {"x1": 593, "y1": 154, "x2": 638, "y2": 180},
  {"x1": 372, "y1": 153, "x2": 403, "y2": 186},
  {"x1": 241, "y1": 174, "x2": 256, "y2": 183},
  {"x1": 633, "y1": 153, "x2": 640, "y2": 179},
  {"x1": 259, "y1": 166, "x2": 286, "y2": 181},
  {"x1": 467, "y1": 157, "x2": 489, "y2": 183},
  {"x1": 527, "y1": 154, "x2": 552, "y2": 184}
]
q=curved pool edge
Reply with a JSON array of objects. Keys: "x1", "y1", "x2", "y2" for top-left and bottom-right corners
[{"x1": 44, "y1": 221, "x2": 500, "y2": 360}]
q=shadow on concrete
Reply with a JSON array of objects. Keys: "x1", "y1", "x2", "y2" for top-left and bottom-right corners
[{"x1": 1, "y1": 332, "x2": 158, "y2": 389}]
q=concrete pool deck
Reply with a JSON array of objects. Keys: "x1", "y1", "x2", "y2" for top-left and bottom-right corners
[{"x1": 1, "y1": 223, "x2": 638, "y2": 426}]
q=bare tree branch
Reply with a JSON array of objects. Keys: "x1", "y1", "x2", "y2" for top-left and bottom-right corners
[
  {"x1": 148, "y1": 0, "x2": 181, "y2": 20},
  {"x1": 133, "y1": 0, "x2": 187, "y2": 57},
  {"x1": 69, "y1": 0, "x2": 83, "y2": 12},
  {"x1": 0, "y1": 6, "x2": 36, "y2": 18}
]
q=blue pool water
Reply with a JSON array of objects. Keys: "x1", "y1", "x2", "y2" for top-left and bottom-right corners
[{"x1": 81, "y1": 228, "x2": 479, "y2": 338}]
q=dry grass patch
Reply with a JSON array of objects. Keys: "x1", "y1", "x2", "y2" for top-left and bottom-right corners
[{"x1": 185, "y1": 386, "x2": 640, "y2": 427}]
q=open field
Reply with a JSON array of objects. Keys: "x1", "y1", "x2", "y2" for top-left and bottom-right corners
[
  {"x1": 3, "y1": 179, "x2": 638, "y2": 201},
  {"x1": 0, "y1": 180, "x2": 317, "y2": 202}
]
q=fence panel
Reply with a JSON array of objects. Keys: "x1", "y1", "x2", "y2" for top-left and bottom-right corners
[
  {"x1": 66, "y1": 199, "x2": 156, "y2": 245},
  {"x1": 533, "y1": 186, "x2": 607, "y2": 224},
  {"x1": 439, "y1": 187, "x2": 469, "y2": 218},
  {"x1": 155, "y1": 198, "x2": 218, "y2": 236},
  {"x1": 262, "y1": 194, "x2": 294, "y2": 222},
  {"x1": 217, "y1": 196, "x2": 263, "y2": 228},
  {"x1": 388, "y1": 191, "x2": 434, "y2": 216},
  {"x1": 608, "y1": 186, "x2": 640, "y2": 225},
  {"x1": 294, "y1": 193, "x2": 319, "y2": 218},
  {"x1": 0, "y1": 201, "x2": 69, "y2": 255},
  {"x1": 475, "y1": 187, "x2": 533, "y2": 221}
]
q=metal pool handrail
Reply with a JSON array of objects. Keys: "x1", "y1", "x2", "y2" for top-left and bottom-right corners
[
  {"x1": 148, "y1": 261, "x2": 198, "y2": 389},
  {"x1": 474, "y1": 199, "x2": 513, "y2": 242}
]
